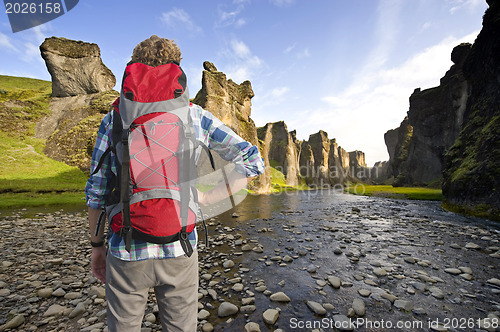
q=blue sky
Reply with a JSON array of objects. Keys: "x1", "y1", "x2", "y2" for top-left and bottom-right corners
[{"x1": 0, "y1": 0, "x2": 488, "y2": 166}]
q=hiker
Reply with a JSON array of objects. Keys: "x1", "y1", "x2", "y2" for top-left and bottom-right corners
[{"x1": 85, "y1": 35, "x2": 265, "y2": 332}]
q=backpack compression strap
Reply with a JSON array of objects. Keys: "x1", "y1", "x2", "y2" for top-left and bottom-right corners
[
  {"x1": 198, "y1": 142, "x2": 235, "y2": 208},
  {"x1": 120, "y1": 129, "x2": 133, "y2": 253},
  {"x1": 179, "y1": 125, "x2": 195, "y2": 257}
]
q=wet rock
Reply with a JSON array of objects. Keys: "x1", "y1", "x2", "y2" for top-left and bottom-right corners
[
  {"x1": 37, "y1": 287, "x2": 54, "y2": 298},
  {"x1": 242, "y1": 297, "x2": 255, "y2": 305},
  {"x1": 486, "y1": 278, "x2": 500, "y2": 287},
  {"x1": 262, "y1": 309, "x2": 280, "y2": 325},
  {"x1": 64, "y1": 291, "x2": 82, "y2": 300},
  {"x1": 0, "y1": 289, "x2": 11, "y2": 297},
  {"x1": 459, "y1": 266, "x2": 472, "y2": 274},
  {"x1": 222, "y1": 259, "x2": 234, "y2": 269},
  {"x1": 306, "y1": 301, "x2": 326, "y2": 315},
  {"x1": 270, "y1": 292, "x2": 290, "y2": 302},
  {"x1": 460, "y1": 273, "x2": 473, "y2": 281},
  {"x1": 429, "y1": 286, "x2": 445, "y2": 299},
  {"x1": 328, "y1": 276, "x2": 341, "y2": 289},
  {"x1": 394, "y1": 299, "x2": 414, "y2": 312},
  {"x1": 381, "y1": 293, "x2": 397, "y2": 304},
  {"x1": 198, "y1": 309, "x2": 210, "y2": 320},
  {"x1": 88, "y1": 286, "x2": 105, "y2": 298},
  {"x1": 240, "y1": 305, "x2": 256, "y2": 313},
  {"x1": 232, "y1": 283, "x2": 244, "y2": 292},
  {"x1": 202, "y1": 323, "x2": 214, "y2": 332},
  {"x1": 444, "y1": 268, "x2": 462, "y2": 275},
  {"x1": 218, "y1": 302, "x2": 239, "y2": 317},
  {"x1": 352, "y1": 298, "x2": 365, "y2": 316},
  {"x1": 52, "y1": 288, "x2": 66, "y2": 297},
  {"x1": 241, "y1": 244, "x2": 252, "y2": 251},
  {"x1": 244, "y1": 322, "x2": 261, "y2": 332},
  {"x1": 404, "y1": 257, "x2": 417, "y2": 264},
  {"x1": 1, "y1": 314, "x2": 25, "y2": 330},
  {"x1": 465, "y1": 242, "x2": 481, "y2": 250},
  {"x1": 44, "y1": 304, "x2": 67, "y2": 317},
  {"x1": 69, "y1": 302, "x2": 86, "y2": 318},
  {"x1": 333, "y1": 248, "x2": 343, "y2": 255},
  {"x1": 373, "y1": 268, "x2": 387, "y2": 277}
]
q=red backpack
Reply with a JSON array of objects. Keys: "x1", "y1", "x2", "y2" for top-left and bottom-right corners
[{"x1": 93, "y1": 62, "x2": 214, "y2": 256}]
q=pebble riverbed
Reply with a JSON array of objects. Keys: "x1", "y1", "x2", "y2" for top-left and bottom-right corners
[{"x1": 0, "y1": 191, "x2": 499, "y2": 332}]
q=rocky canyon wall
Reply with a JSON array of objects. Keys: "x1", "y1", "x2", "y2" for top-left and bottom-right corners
[
  {"x1": 385, "y1": 43, "x2": 471, "y2": 187},
  {"x1": 37, "y1": 37, "x2": 375, "y2": 194},
  {"x1": 442, "y1": 0, "x2": 500, "y2": 219},
  {"x1": 192, "y1": 61, "x2": 271, "y2": 193}
]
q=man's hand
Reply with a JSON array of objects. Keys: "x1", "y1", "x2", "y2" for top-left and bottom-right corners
[
  {"x1": 91, "y1": 245, "x2": 107, "y2": 283},
  {"x1": 197, "y1": 190, "x2": 209, "y2": 206},
  {"x1": 196, "y1": 170, "x2": 255, "y2": 207}
]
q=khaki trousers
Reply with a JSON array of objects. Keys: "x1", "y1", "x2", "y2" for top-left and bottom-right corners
[{"x1": 105, "y1": 250, "x2": 198, "y2": 332}]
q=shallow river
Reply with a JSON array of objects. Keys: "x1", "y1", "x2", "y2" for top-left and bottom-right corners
[
  {"x1": 203, "y1": 190, "x2": 500, "y2": 331},
  {"x1": 1, "y1": 190, "x2": 499, "y2": 332}
]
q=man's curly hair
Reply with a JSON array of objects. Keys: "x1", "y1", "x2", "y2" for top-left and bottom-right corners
[{"x1": 130, "y1": 35, "x2": 182, "y2": 67}]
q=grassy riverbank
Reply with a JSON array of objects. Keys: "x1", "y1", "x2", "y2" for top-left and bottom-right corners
[
  {"x1": 0, "y1": 76, "x2": 88, "y2": 209},
  {"x1": 344, "y1": 183, "x2": 443, "y2": 201},
  {"x1": 0, "y1": 131, "x2": 88, "y2": 208}
]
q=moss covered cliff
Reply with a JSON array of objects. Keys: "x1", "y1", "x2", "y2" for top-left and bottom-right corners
[{"x1": 442, "y1": 1, "x2": 500, "y2": 220}]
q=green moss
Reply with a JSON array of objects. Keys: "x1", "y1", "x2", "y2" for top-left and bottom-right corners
[
  {"x1": 40, "y1": 37, "x2": 98, "y2": 59},
  {"x1": 89, "y1": 90, "x2": 119, "y2": 113},
  {"x1": 442, "y1": 201, "x2": 500, "y2": 221},
  {"x1": 0, "y1": 76, "x2": 52, "y2": 138},
  {"x1": 0, "y1": 192, "x2": 85, "y2": 209},
  {"x1": 346, "y1": 184, "x2": 443, "y2": 201}
]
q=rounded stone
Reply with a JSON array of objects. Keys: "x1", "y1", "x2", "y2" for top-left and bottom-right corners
[
  {"x1": 270, "y1": 292, "x2": 291, "y2": 302},
  {"x1": 352, "y1": 298, "x2": 365, "y2": 316},
  {"x1": 202, "y1": 323, "x2": 214, "y2": 332},
  {"x1": 218, "y1": 302, "x2": 239, "y2": 317},
  {"x1": 358, "y1": 289, "x2": 371, "y2": 297},
  {"x1": 306, "y1": 301, "x2": 326, "y2": 315},
  {"x1": 328, "y1": 276, "x2": 341, "y2": 289},
  {"x1": 144, "y1": 313, "x2": 156, "y2": 323},
  {"x1": 244, "y1": 322, "x2": 261, "y2": 332},
  {"x1": 223, "y1": 260, "x2": 235, "y2": 268},
  {"x1": 2, "y1": 314, "x2": 25, "y2": 330},
  {"x1": 373, "y1": 268, "x2": 387, "y2": 277},
  {"x1": 262, "y1": 309, "x2": 280, "y2": 325},
  {"x1": 37, "y1": 288, "x2": 54, "y2": 298}
]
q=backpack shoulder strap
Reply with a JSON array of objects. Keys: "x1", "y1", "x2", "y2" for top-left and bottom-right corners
[{"x1": 91, "y1": 104, "x2": 119, "y2": 176}]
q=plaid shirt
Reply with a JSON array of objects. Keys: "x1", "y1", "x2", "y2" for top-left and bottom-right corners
[{"x1": 85, "y1": 103, "x2": 265, "y2": 261}]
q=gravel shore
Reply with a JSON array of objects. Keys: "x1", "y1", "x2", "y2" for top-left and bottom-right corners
[{"x1": 1, "y1": 191, "x2": 499, "y2": 331}]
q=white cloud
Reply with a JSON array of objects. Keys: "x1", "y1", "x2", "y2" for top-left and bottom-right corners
[
  {"x1": 283, "y1": 43, "x2": 296, "y2": 54},
  {"x1": 32, "y1": 25, "x2": 48, "y2": 45},
  {"x1": 215, "y1": 2, "x2": 247, "y2": 29},
  {"x1": 448, "y1": 0, "x2": 483, "y2": 14},
  {"x1": 231, "y1": 39, "x2": 251, "y2": 58},
  {"x1": 22, "y1": 42, "x2": 41, "y2": 63},
  {"x1": 0, "y1": 32, "x2": 17, "y2": 51},
  {"x1": 316, "y1": 31, "x2": 479, "y2": 166},
  {"x1": 269, "y1": 0, "x2": 294, "y2": 7},
  {"x1": 296, "y1": 48, "x2": 310, "y2": 59},
  {"x1": 222, "y1": 38, "x2": 263, "y2": 83},
  {"x1": 235, "y1": 18, "x2": 247, "y2": 28},
  {"x1": 271, "y1": 86, "x2": 289, "y2": 98},
  {"x1": 161, "y1": 8, "x2": 202, "y2": 34}
]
